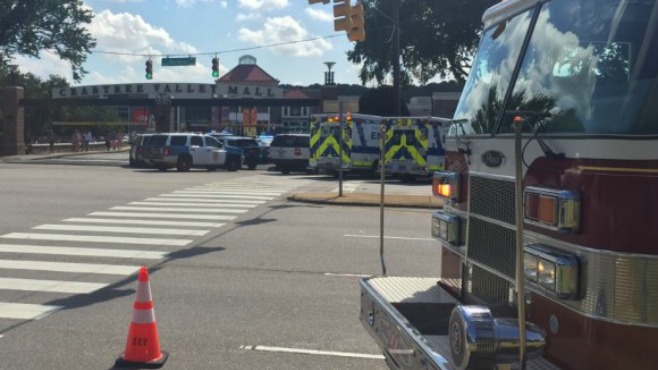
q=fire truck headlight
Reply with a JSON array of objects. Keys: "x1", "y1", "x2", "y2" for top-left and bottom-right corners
[
  {"x1": 523, "y1": 252, "x2": 539, "y2": 283},
  {"x1": 524, "y1": 244, "x2": 580, "y2": 300},
  {"x1": 432, "y1": 211, "x2": 460, "y2": 246}
]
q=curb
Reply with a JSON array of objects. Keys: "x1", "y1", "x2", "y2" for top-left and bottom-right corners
[{"x1": 287, "y1": 192, "x2": 443, "y2": 209}]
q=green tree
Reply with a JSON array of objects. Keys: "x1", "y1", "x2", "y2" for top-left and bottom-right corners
[
  {"x1": 0, "y1": 0, "x2": 96, "y2": 82},
  {"x1": 347, "y1": 0, "x2": 497, "y2": 85},
  {"x1": 359, "y1": 86, "x2": 410, "y2": 116}
]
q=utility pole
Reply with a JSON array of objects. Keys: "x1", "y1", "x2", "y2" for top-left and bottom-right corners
[{"x1": 393, "y1": 0, "x2": 401, "y2": 116}]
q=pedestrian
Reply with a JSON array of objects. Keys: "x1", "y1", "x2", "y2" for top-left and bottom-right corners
[
  {"x1": 83, "y1": 130, "x2": 92, "y2": 151},
  {"x1": 105, "y1": 135, "x2": 111, "y2": 151},
  {"x1": 48, "y1": 129, "x2": 56, "y2": 154}
]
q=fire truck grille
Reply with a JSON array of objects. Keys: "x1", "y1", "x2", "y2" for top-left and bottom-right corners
[
  {"x1": 468, "y1": 217, "x2": 516, "y2": 278},
  {"x1": 469, "y1": 265, "x2": 515, "y2": 316},
  {"x1": 469, "y1": 176, "x2": 515, "y2": 225}
]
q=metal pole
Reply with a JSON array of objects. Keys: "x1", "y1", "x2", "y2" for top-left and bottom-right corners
[
  {"x1": 514, "y1": 115, "x2": 527, "y2": 369},
  {"x1": 379, "y1": 122, "x2": 387, "y2": 276},
  {"x1": 338, "y1": 101, "x2": 344, "y2": 197},
  {"x1": 393, "y1": 1, "x2": 401, "y2": 116}
]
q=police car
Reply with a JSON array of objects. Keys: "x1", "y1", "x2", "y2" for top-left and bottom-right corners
[
  {"x1": 268, "y1": 134, "x2": 310, "y2": 174},
  {"x1": 142, "y1": 133, "x2": 242, "y2": 171}
]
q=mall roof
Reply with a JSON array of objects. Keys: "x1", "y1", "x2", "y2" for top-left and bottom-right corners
[{"x1": 219, "y1": 64, "x2": 279, "y2": 85}]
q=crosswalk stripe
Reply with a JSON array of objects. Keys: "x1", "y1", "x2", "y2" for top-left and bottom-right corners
[
  {"x1": 179, "y1": 190, "x2": 282, "y2": 196},
  {"x1": 0, "y1": 278, "x2": 108, "y2": 294},
  {"x1": 89, "y1": 212, "x2": 236, "y2": 220},
  {"x1": 111, "y1": 206, "x2": 247, "y2": 214},
  {"x1": 164, "y1": 193, "x2": 274, "y2": 200},
  {"x1": 33, "y1": 224, "x2": 209, "y2": 236},
  {"x1": 0, "y1": 302, "x2": 62, "y2": 320},
  {"x1": 0, "y1": 260, "x2": 141, "y2": 275},
  {"x1": 64, "y1": 218, "x2": 224, "y2": 228},
  {"x1": 0, "y1": 233, "x2": 191, "y2": 246},
  {"x1": 130, "y1": 202, "x2": 256, "y2": 209},
  {"x1": 144, "y1": 197, "x2": 265, "y2": 204},
  {"x1": 0, "y1": 244, "x2": 167, "y2": 259}
]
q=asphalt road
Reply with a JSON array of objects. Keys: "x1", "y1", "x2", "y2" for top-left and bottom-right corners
[{"x1": 0, "y1": 156, "x2": 440, "y2": 370}]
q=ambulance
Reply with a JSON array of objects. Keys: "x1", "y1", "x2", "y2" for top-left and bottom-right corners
[
  {"x1": 383, "y1": 116, "x2": 451, "y2": 180},
  {"x1": 309, "y1": 113, "x2": 383, "y2": 176}
]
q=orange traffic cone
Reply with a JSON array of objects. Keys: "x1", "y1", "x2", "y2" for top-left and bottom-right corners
[{"x1": 115, "y1": 267, "x2": 168, "y2": 368}]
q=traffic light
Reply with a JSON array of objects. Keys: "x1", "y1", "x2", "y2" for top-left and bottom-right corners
[
  {"x1": 145, "y1": 59, "x2": 153, "y2": 80},
  {"x1": 348, "y1": 3, "x2": 366, "y2": 42},
  {"x1": 307, "y1": 0, "x2": 330, "y2": 3},
  {"x1": 211, "y1": 57, "x2": 219, "y2": 78},
  {"x1": 333, "y1": 0, "x2": 352, "y2": 32}
]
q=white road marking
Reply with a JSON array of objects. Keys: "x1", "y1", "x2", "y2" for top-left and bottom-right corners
[
  {"x1": 111, "y1": 206, "x2": 247, "y2": 214},
  {"x1": 0, "y1": 278, "x2": 107, "y2": 294},
  {"x1": 324, "y1": 272, "x2": 373, "y2": 278},
  {"x1": 0, "y1": 233, "x2": 191, "y2": 246},
  {"x1": 33, "y1": 224, "x2": 209, "y2": 236},
  {"x1": 163, "y1": 193, "x2": 274, "y2": 200},
  {"x1": 0, "y1": 260, "x2": 140, "y2": 275},
  {"x1": 239, "y1": 345, "x2": 385, "y2": 360},
  {"x1": 144, "y1": 197, "x2": 266, "y2": 205},
  {"x1": 0, "y1": 302, "x2": 63, "y2": 320},
  {"x1": 0, "y1": 244, "x2": 167, "y2": 259},
  {"x1": 344, "y1": 234, "x2": 436, "y2": 242},
  {"x1": 64, "y1": 218, "x2": 224, "y2": 228},
  {"x1": 130, "y1": 202, "x2": 256, "y2": 209},
  {"x1": 179, "y1": 190, "x2": 282, "y2": 196},
  {"x1": 89, "y1": 212, "x2": 236, "y2": 221}
]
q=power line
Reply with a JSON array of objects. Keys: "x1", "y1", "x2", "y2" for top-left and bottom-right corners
[{"x1": 91, "y1": 34, "x2": 342, "y2": 58}]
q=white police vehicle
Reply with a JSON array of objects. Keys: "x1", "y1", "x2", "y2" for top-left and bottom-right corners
[{"x1": 142, "y1": 133, "x2": 242, "y2": 171}]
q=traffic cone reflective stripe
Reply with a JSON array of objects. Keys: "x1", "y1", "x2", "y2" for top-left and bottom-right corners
[{"x1": 115, "y1": 267, "x2": 168, "y2": 369}]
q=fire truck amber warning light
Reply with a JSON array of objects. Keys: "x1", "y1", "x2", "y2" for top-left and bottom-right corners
[
  {"x1": 524, "y1": 186, "x2": 580, "y2": 233},
  {"x1": 432, "y1": 171, "x2": 460, "y2": 202}
]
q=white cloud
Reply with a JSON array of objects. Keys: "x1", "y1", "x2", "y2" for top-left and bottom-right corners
[
  {"x1": 237, "y1": 13, "x2": 262, "y2": 22},
  {"x1": 238, "y1": 16, "x2": 332, "y2": 57},
  {"x1": 305, "y1": 7, "x2": 332, "y2": 22},
  {"x1": 89, "y1": 10, "x2": 197, "y2": 63},
  {"x1": 12, "y1": 51, "x2": 71, "y2": 80},
  {"x1": 220, "y1": 1, "x2": 228, "y2": 7},
  {"x1": 175, "y1": 0, "x2": 216, "y2": 7},
  {"x1": 238, "y1": 0, "x2": 289, "y2": 11}
]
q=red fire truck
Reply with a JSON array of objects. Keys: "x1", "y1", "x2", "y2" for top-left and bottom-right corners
[{"x1": 359, "y1": 0, "x2": 658, "y2": 369}]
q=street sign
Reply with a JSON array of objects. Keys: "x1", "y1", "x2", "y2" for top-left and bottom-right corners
[{"x1": 161, "y1": 57, "x2": 196, "y2": 67}]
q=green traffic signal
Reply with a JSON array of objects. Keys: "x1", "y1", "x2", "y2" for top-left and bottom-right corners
[
  {"x1": 212, "y1": 71, "x2": 219, "y2": 78},
  {"x1": 146, "y1": 73, "x2": 153, "y2": 80}
]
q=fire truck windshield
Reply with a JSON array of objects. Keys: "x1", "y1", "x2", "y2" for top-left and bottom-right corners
[{"x1": 453, "y1": 0, "x2": 658, "y2": 136}]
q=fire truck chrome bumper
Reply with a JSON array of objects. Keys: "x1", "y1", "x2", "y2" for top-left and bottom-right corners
[{"x1": 359, "y1": 277, "x2": 561, "y2": 370}]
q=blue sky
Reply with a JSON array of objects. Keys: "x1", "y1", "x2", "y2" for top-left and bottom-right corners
[{"x1": 14, "y1": 0, "x2": 372, "y2": 87}]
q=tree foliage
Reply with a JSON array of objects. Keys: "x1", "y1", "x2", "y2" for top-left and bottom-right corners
[
  {"x1": 347, "y1": 0, "x2": 497, "y2": 85},
  {"x1": 0, "y1": 0, "x2": 96, "y2": 82},
  {"x1": 359, "y1": 86, "x2": 410, "y2": 116}
]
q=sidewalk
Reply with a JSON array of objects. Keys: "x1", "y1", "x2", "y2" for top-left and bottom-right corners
[
  {"x1": 288, "y1": 191, "x2": 443, "y2": 209},
  {"x1": 0, "y1": 148, "x2": 129, "y2": 163}
]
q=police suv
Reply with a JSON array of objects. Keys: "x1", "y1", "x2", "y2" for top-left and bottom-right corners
[{"x1": 142, "y1": 133, "x2": 242, "y2": 171}]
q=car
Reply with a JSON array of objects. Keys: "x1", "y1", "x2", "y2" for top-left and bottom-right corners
[
  {"x1": 142, "y1": 133, "x2": 242, "y2": 171},
  {"x1": 268, "y1": 134, "x2": 310, "y2": 174},
  {"x1": 129, "y1": 133, "x2": 155, "y2": 167},
  {"x1": 210, "y1": 135, "x2": 262, "y2": 170}
]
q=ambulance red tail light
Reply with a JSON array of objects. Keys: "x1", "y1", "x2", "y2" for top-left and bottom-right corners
[
  {"x1": 432, "y1": 171, "x2": 460, "y2": 202},
  {"x1": 524, "y1": 186, "x2": 580, "y2": 233}
]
